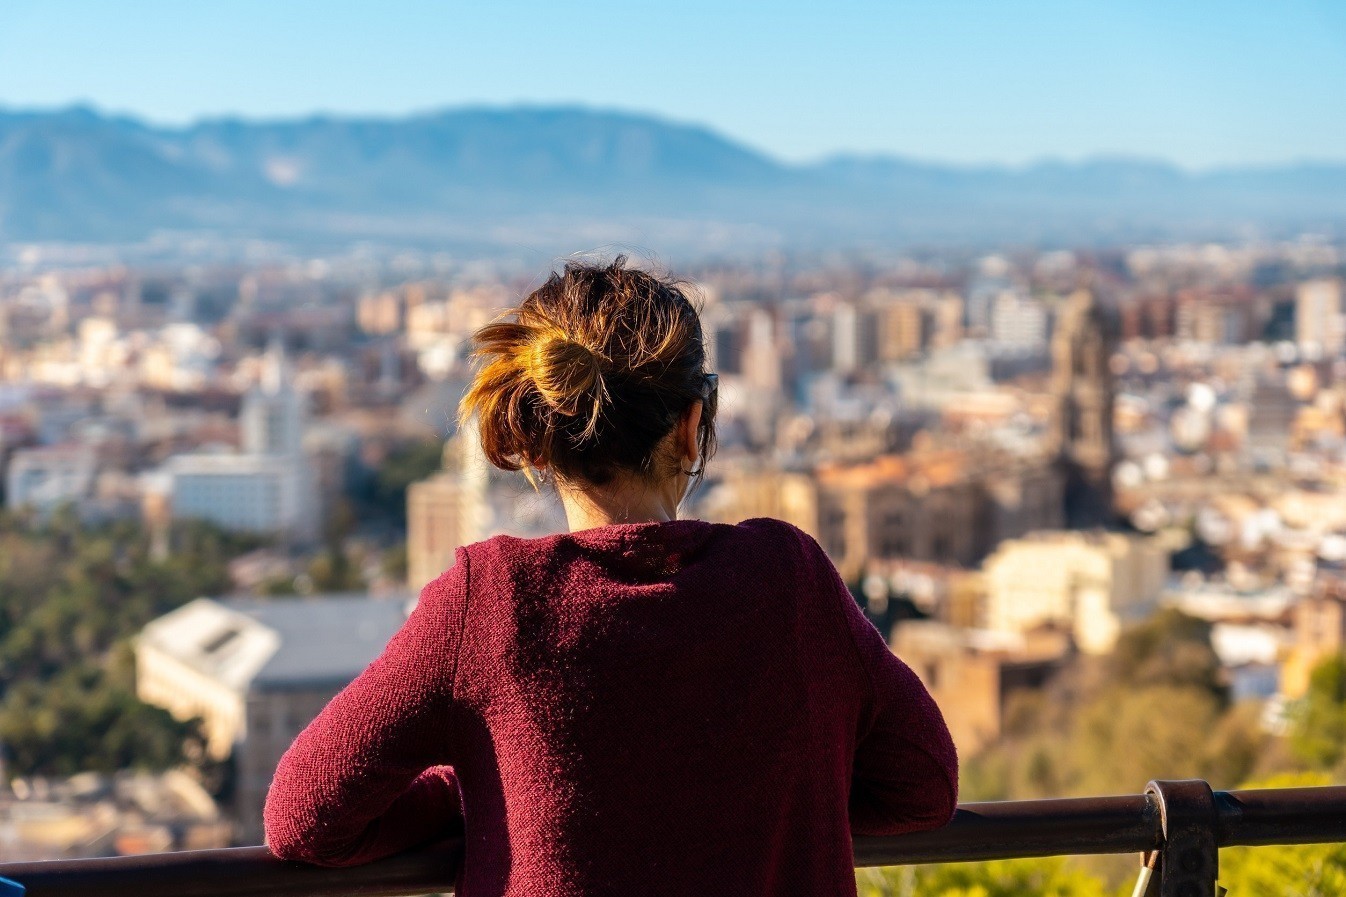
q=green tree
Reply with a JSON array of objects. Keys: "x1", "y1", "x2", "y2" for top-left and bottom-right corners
[
  {"x1": 307, "y1": 543, "x2": 365, "y2": 592},
  {"x1": 0, "y1": 664, "x2": 204, "y2": 777},
  {"x1": 381, "y1": 543, "x2": 409, "y2": 581},
  {"x1": 370, "y1": 439, "x2": 445, "y2": 527},
  {"x1": 0, "y1": 513, "x2": 258, "y2": 779},
  {"x1": 1290, "y1": 654, "x2": 1346, "y2": 771},
  {"x1": 858, "y1": 857, "x2": 1112, "y2": 897},
  {"x1": 1220, "y1": 773, "x2": 1346, "y2": 896},
  {"x1": 1109, "y1": 609, "x2": 1227, "y2": 705},
  {"x1": 960, "y1": 609, "x2": 1260, "y2": 804},
  {"x1": 1070, "y1": 685, "x2": 1222, "y2": 795}
]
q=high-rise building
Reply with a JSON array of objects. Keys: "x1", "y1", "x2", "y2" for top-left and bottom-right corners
[
  {"x1": 831, "y1": 301, "x2": 879, "y2": 374},
  {"x1": 240, "y1": 346, "x2": 306, "y2": 456},
  {"x1": 701, "y1": 305, "x2": 743, "y2": 376},
  {"x1": 990, "y1": 292, "x2": 1049, "y2": 351},
  {"x1": 930, "y1": 292, "x2": 965, "y2": 349},
  {"x1": 1295, "y1": 279, "x2": 1344, "y2": 358},
  {"x1": 1050, "y1": 290, "x2": 1117, "y2": 526},
  {"x1": 740, "y1": 307, "x2": 782, "y2": 391},
  {"x1": 406, "y1": 430, "x2": 488, "y2": 590},
  {"x1": 1245, "y1": 373, "x2": 1298, "y2": 462},
  {"x1": 878, "y1": 300, "x2": 931, "y2": 362}
]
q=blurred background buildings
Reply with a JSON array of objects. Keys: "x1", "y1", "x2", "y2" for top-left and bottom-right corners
[{"x1": 1, "y1": 5, "x2": 1346, "y2": 892}]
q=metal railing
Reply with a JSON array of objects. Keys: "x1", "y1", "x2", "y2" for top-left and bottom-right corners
[{"x1": 2, "y1": 780, "x2": 1345, "y2": 897}]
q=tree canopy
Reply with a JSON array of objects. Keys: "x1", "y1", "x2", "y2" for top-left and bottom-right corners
[{"x1": 0, "y1": 513, "x2": 255, "y2": 779}]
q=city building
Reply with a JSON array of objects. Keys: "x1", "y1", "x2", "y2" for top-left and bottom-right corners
[
  {"x1": 1295, "y1": 279, "x2": 1344, "y2": 358},
  {"x1": 4, "y1": 444, "x2": 97, "y2": 512},
  {"x1": 706, "y1": 450, "x2": 1062, "y2": 581},
  {"x1": 1244, "y1": 374, "x2": 1299, "y2": 462},
  {"x1": 1173, "y1": 288, "x2": 1264, "y2": 346},
  {"x1": 832, "y1": 301, "x2": 880, "y2": 373},
  {"x1": 406, "y1": 433, "x2": 489, "y2": 590},
  {"x1": 891, "y1": 621, "x2": 1071, "y2": 755},
  {"x1": 862, "y1": 558, "x2": 986, "y2": 626},
  {"x1": 812, "y1": 452, "x2": 988, "y2": 578},
  {"x1": 0, "y1": 770, "x2": 230, "y2": 861},
  {"x1": 990, "y1": 292, "x2": 1049, "y2": 351},
  {"x1": 1280, "y1": 586, "x2": 1346, "y2": 700},
  {"x1": 982, "y1": 530, "x2": 1168, "y2": 654},
  {"x1": 136, "y1": 594, "x2": 410, "y2": 843},
  {"x1": 1050, "y1": 290, "x2": 1117, "y2": 526},
  {"x1": 166, "y1": 453, "x2": 316, "y2": 539},
  {"x1": 162, "y1": 343, "x2": 319, "y2": 541},
  {"x1": 740, "y1": 307, "x2": 783, "y2": 392},
  {"x1": 699, "y1": 463, "x2": 820, "y2": 535},
  {"x1": 877, "y1": 298, "x2": 931, "y2": 362}
]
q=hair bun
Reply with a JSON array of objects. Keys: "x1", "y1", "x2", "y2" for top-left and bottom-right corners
[
  {"x1": 529, "y1": 333, "x2": 607, "y2": 436},
  {"x1": 459, "y1": 257, "x2": 715, "y2": 486}
]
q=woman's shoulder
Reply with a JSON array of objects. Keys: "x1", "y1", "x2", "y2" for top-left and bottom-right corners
[
  {"x1": 732, "y1": 516, "x2": 827, "y2": 559},
  {"x1": 733, "y1": 515, "x2": 810, "y2": 541}
]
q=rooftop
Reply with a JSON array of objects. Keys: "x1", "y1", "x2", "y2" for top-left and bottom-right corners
[{"x1": 139, "y1": 594, "x2": 410, "y2": 692}]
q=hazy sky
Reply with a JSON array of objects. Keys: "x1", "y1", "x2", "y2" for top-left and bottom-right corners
[{"x1": 2, "y1": 0, "x2": 1344, "y2": 168}]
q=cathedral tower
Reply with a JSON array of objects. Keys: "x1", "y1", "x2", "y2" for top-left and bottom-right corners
[{"x1": 1050, "y1": 290, "x2": 1117, "y2": 527}]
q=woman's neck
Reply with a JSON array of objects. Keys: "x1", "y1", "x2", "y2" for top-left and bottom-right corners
[{"x1": 556, "y1": 473, "x2": 686, "y2": 532}]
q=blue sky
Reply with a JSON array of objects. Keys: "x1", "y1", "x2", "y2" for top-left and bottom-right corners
[{"x1": 2, "y1": 0, "x2": 1344, "y2": 168}]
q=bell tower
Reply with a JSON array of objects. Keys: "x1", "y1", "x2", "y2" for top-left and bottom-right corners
[{"x1": 1051, "y1": 290, "x2": 1117, "y2": 526}]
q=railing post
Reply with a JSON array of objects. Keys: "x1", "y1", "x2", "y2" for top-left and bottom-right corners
[{"x1": 1145, "y1": 779, "x2": 1219, "y2": 897}]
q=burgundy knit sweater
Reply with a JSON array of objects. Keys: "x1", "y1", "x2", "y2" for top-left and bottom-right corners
[{"x1": 264, "y1": 517, "x2": 957, "y2": 896}]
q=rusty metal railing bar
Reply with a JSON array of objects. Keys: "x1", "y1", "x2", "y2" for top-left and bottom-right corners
[{"x1": 2, "y1": 784, "x2": 1344, "y2": 897}]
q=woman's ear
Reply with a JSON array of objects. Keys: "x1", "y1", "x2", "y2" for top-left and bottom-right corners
[{"x1": 681, "y1": 400, "x2": 703, "y2": 464}]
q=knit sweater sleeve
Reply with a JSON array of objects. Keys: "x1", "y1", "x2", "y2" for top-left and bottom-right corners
[
  {"x1": 787, "y1": 525, "x2": 959, "y2": 836},
  {"x1": 263, "y1": 551, "x2": 471, "y2": 866}
]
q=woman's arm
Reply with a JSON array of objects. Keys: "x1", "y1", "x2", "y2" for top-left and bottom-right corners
[
  {"x1": 843, "y1": 625, "x2": 959, "y2": 836},
  {"x1": 263, "y1": 552, "x2": 471, "y2": 866},
  {"x1": 790, "y1": 526, "x2": 959, "y2": 836}
]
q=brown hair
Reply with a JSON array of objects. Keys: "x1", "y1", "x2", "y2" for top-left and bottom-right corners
[{"x1": 459, "y1": 257, "x2": 716, "y2": 487}]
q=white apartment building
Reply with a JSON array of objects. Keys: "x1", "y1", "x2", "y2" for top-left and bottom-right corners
[
  {"x1": 832, "y1": 301, "x2": 880, "y2": 374},
  {"x1": 167, "y1": 454, "x2": 316, "y2": 540},
  {"x1": 5, "y1": 445, "x2": 97, "y2": 512},
  {"x1": 136, "y1": 594, "x2": 409, "y2": 843},
  {"x1": 990, "y1": 292, "x2": 1050, "y2": 351},
  {"x1": 163, "y1": 343, "x2": 319, "y2": 541}
]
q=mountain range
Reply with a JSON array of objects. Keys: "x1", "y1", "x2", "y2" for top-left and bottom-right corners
[{"x1": 2, "y1": 104, "x2": 1344, "y2": 255}]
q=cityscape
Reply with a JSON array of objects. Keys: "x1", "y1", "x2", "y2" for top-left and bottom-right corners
[
  {"x1": 3, "y1": 1, "x2": 1346, "y2": 894},
  {"x1": 0, "y1": 234, "x2": 1344, "y2": 888}
]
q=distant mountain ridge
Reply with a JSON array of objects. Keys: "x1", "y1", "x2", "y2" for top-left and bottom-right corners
[{"x1": 1, "y1": 104, "x2": 1343, "y2": 253}]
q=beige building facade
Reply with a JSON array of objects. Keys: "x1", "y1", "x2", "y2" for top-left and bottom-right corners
[
  {"x1": 708, "y1": 450, "x2": 1063, "y2": 582},
  {"x1": 1281, "y1": 589, "x2": 1346, "y2": 699},
  {"x1": 983, "y1": 530, "x2": 1167, "y2": 654},
  {"x1": 892, "y1": 622, "x2": 1070, "y2": 755},
  {"x1": 406, "y1": 435, "x2": 488, "y2": 590}
]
